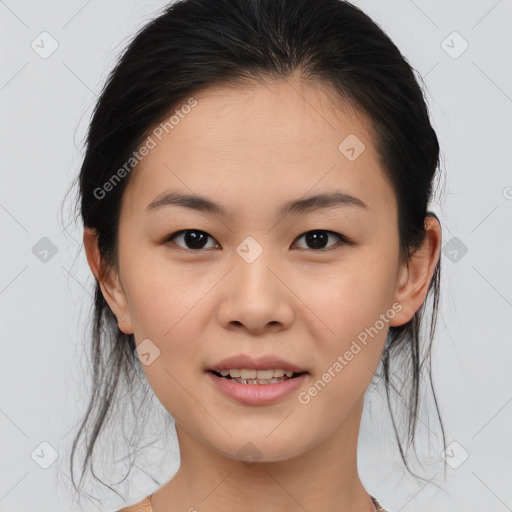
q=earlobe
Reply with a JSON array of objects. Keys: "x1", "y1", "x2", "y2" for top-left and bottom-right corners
[
  {"x1": 389, "y1": 215, "x2": 442, "y2": 327},
  {"x1": 83, "y1": 227, "x2": 134, "y2": 334}
]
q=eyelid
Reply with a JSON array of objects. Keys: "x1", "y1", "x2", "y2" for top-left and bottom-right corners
[
  {"x1": 164, "y1": 229, "x2": 220, "y2": 250},
  {"x1": 163, "y1": 229, "x2": 353, "y2": 251},
  {"x1": 292, "y1": 230, "x2": 353, "y2": 251}
]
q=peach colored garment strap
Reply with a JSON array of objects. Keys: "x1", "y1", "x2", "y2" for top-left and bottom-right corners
[
  {"x1": 117, "y1": 494, "x2": 152, "y2": 512},
  {"x1": 370, "y1": 495, "x2": 388, "y2": 511}
]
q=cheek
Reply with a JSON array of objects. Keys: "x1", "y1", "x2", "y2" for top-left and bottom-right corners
[
  {"x1": 296, "y1": 265, "x2": 393, "y2": 424},
  {"x1": 304, "y1": 255, "x2": 396, "y2": 363},
  {"x1": 123, "y1": 257, "x2": 213, "y2": 392},
  {"x1": 125, "y1": 261, "x2": 211, "y2": 419},
  {"x1": 122, "y1": 252, "x2": 211, "y2": 336},
  {"x1": 312, "y1": 259, "x2": 395, "y2": 327}
]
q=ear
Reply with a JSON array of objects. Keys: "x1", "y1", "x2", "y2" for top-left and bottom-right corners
[
  {"x1": 389, "y1": 214, "x2": 442, "y2": 327},
  {"x1": 83, "y1": 227, "x2": 134, "y2": 334}
]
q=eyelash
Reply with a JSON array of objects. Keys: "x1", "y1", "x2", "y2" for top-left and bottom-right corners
[{"x1": 163, "y1": 229, "x2": 353, "y2": 252}]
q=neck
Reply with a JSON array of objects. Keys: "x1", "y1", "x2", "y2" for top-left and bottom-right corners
[{"x1": 151, "y1": 399, "x2": 376, "y2": 512}]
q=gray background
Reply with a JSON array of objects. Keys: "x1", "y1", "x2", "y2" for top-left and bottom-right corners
[{"x1": 1, "y1": 1, "x2": 511, "y2": 511}]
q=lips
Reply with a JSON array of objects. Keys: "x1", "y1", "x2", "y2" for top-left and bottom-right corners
[{"x1": 206, "y1": 370, "x2": 309, "y2": 405}]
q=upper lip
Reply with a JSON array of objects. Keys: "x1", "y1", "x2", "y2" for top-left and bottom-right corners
[{"x1": 208, "y1": 354, "x2": 308, "y2": 373}]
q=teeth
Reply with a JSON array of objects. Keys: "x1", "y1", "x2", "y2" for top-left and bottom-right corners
[
  {"x1": 218, "y1": 369, "x2": 295, "y2": 379},
  {"x1": 233, "y1": 377, "x2": 289, "y2": 385}
]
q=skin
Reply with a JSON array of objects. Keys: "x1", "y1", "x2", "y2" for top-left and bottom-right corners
[{"x1": 84, "y1": 76, "x2": 441, "y2": 512}]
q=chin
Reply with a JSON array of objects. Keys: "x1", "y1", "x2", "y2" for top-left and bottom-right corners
[{"x1": 206, "y1": 428, "x2": 309, "y2": 464}]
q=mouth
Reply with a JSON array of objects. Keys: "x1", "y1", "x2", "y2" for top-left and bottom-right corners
[
  {"x1": 206, "y1": 368, "x2": 310, "y2": 405},
  {"x1": 207, "y1": 369, "x2": 309, "y2": 385}
]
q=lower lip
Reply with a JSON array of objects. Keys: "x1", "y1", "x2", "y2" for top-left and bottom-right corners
[{"x1": 206, "y1": 371, "x2": 308, "y2": 405}]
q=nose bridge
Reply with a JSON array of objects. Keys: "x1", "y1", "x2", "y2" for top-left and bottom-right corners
[
  {"x1": 233, "y1": 235, "x2": 280, "y2": 298},
  {"x1": 216, "y1": 236, "x2": 294, "y2": 331}
]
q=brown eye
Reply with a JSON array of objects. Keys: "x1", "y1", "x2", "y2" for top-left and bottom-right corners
[
  {"x1": 165, "y1": 229, "x2": 220, "y2": 250},
  {"x1": 293, "y1": 230, "x2": 348, "y2": 250}
]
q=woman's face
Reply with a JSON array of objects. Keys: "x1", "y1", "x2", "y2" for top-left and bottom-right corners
[{"x1": 98, "y1": 78, "x2": 425, "y2": 462}]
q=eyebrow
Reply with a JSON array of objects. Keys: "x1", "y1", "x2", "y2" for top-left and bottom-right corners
[{"x1": 145, "y1": 190, "x2": 368, "y2": 217}]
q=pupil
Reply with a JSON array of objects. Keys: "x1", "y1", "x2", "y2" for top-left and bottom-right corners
[
  {"x1": 306, "y1": 231, "x2": 327, "y2": 249},
  {"x1": 185, "y1": 230, "x2": 207, "y2": 249}
]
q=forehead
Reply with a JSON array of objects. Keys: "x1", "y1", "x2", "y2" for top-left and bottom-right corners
[{"x1": 121, "y1": 78, "x2": 396, "y2": 220}]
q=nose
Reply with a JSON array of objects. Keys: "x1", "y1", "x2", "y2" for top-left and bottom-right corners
[{"x1": 216, "y1": 248, "x2": 295, "y2": 335}]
